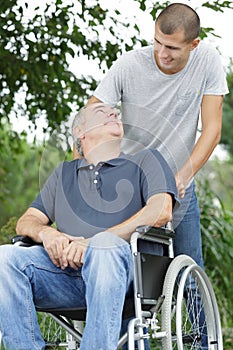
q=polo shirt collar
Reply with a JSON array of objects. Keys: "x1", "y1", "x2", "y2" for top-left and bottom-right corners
[{"x1": 76, "y1": 152, "x2": 127, "y2": 170}]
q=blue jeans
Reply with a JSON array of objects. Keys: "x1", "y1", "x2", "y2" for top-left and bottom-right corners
[
  {"x1": 0, "y1": 232, "x2": 134, "y2": 350},
  {"x1": 173, "y1": 181, "x2": 204, "y2": 269}
]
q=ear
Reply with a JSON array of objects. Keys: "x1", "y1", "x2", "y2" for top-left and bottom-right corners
[
  {"x1": 73, "y1": 125, "x2": 85, "y2": 140},
  {"x1": 190, "y1": 38, "x2": 200, "y2": 51}
]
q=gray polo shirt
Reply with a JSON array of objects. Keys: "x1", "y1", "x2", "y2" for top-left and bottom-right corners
[{"x1": 31, "y1": 149, "x2": 178, "y2": 238}]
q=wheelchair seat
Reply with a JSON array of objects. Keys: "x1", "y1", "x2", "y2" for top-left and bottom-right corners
[
  {"x1": 32, "y1": 225, "x2": 174, "y2": 322},
  {"x1": 36, "y1": 297, "x2": 135, "y2": 322}
]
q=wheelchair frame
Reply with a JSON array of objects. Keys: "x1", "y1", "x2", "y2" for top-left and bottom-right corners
[{"x1": 9, "y1": 225, "x2": 223, "y2": 350}]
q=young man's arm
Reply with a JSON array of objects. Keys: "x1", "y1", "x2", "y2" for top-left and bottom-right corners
[
  {"x1": 176, "y1": 94, "x2": 223, "y2": 197},
  {"x1": 87, "y1": 95, "x2": 103, "y2": 105}
]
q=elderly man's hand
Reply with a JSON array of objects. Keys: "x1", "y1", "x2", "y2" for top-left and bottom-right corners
[
  {"x1": 61, "y1": 237, "x2": 90, "y2": 270},
  {"x1": 39, "y1": 229, "x2": 72, "y2": 268}
]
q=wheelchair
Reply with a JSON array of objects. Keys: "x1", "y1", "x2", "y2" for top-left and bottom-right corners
[{"x1": 10, "y1": 224, "x2": 222, "y2": 350}]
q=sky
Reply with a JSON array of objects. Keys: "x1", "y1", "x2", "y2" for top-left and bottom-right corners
[{"x1": 69, "y1": 0, "x2": 233, "y2": 79}]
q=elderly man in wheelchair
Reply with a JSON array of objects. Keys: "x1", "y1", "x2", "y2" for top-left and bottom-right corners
[
  {"x1": 0, "y1": 103, "x2": 222, "y2": 350},
  {"x1": 0, "y1": 103, "x2": 178, "y2": 350}
]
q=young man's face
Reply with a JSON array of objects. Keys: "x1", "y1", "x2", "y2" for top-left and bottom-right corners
[{"x1": 154, "y1": 23, "x2": 199, "y2": 75}]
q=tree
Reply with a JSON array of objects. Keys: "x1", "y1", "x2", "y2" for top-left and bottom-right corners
[
  {"x1": 0, "y1": 119, "x2": 73, "y2": 230},
  {"x1": 0, "y1": 0, "x2": 144, "y2": 133},
  {"x1": 1, "y1": 0, "x2": 232, "y2": 137},
  {"x1": 0, "y1": 120, "x2": 41, "y2": 228}
]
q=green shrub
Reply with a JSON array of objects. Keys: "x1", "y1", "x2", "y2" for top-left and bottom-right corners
[{"x1": 197, "y1": 177, "x2": 233, "y2": 328}]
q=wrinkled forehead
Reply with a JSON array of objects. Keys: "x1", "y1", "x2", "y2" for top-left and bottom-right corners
[{"x1": 83, "y1": 102, "x2": 115, "y2": 118}]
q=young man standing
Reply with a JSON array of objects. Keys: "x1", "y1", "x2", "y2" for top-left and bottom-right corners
[{"x1": 86, "y1": 3, "x2": 229, "y2": 271}]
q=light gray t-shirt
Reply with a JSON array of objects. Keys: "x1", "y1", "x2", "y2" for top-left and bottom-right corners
[{"x1": 94, "y1": 42, "x2": 229, "y2": 174}]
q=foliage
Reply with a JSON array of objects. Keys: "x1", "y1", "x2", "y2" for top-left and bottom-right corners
[
  {"x1": 0, "y1": 216, "x2": 18, "y2": 245},
  {"x1": 0, "y1": 119, "x2": 72, "y2": 231},
  {"x1": 1, "y1": 154, "x2": 233, "y2": 346},
  {"x1": 0, "y1": 0, "x2": 145, "y2": 133},
  {"x1": 221, "y1": 59, "x2": 233, "y2": 158},
  {"x1": 196, "y1": 176, "x2": 233, "y2": 328},
  {"x1": 0, "y1": 120, "x2": 41, "y2": 228},
  {"x1": 200, "y1": 156, "x2": 233, "y2": 211},
  {"x1": 1, "y1": 0, "x2": 233, "y2": 137},
  {"x1": 0, "y1": 1, "x2": 233, "y2": 346},
  {"x1": 135, "y1": 0, "x2": 233, "y2": 39},
  {"x1": 135, "y1": 0, "x2": 233, "y2": 14},
  {"x1": 37, "y1": 126, "x2": 73, "y2": 188}
]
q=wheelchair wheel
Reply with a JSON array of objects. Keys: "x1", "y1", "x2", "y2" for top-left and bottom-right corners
[
  {"x1": 38, "y1": 312, "x2": 71, "y2": 349},
  {"x1": 161, "y1": 255, "x2": 223, "y2": 349},
  {"x1": 0, "y1": 333, "x2": 3, "y2": 350}
]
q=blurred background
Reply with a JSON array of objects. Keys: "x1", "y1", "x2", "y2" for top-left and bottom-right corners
[{"x1": 0, "y1": 0, "x2": 233, "y2": 347}]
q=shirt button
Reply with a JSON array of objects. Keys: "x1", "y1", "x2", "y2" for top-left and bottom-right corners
[
  {"x1": 93, "y1": 179, "x2": 98, "y2": 184},
  {"x1": 89, "y1": 165, "x2": 93, "y2": 170},
  {"x1": 94, "y1": 171, "x2": 99, "y2": 175}
]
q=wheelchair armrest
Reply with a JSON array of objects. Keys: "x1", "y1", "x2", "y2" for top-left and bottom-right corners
[
  {"x1": 11, "y1": 235, "x2": 42, "y2": 247},
  {"x1": 12, "y1": 226, "x2": 175, "y2": 247},
  {"x1": 136, "y1": 225, "x2": 175, "y2": 240}
]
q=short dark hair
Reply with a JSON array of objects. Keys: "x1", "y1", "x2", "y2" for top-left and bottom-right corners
[{"x1": 156, "y1": 3, "x2": 200, "y2": 42}]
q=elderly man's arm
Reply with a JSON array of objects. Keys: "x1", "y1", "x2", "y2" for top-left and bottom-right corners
[
  {"x1": 16, "y1": 208, "x2": 82, "y2": 268},
  {"x1": 16, "y1": 208, "x2": 56, "y2": 243},
  {"x1": 61, "y1": 192, "x2": 173, "y2": 270},
  {"x1": 17, "y1": 192, "x2": 172, "y2": 270},
  {"x1": 107, "y1": 192, "x2": 172, "y2": 241}
]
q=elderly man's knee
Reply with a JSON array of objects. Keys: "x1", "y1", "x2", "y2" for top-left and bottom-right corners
[
  {"x1": 89, "y1": 231, "x2": 129, "y2": 250},
  {"x1": 0, "y1": 244, "x2": 15, "y2": 261},
  {"x1": 83, "y1": 232, "x2": 133, "y2": 288},
  {"x1": 0, "y1": 245, "x2": 28, "y2": 270},
  {"x1": 0, "y1": 246, "x2": 21, "y2": 280},
  {"x1": 85, "y1": 232, "x2": 132, "y2": 277}
]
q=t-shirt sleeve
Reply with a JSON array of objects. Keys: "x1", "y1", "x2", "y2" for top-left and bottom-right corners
[
  {"x1": 30, "y1": 162, "x2": 63, "y2": 222},
  {"x1": 93, "y1": 54, "x2": 127, "y2": 106},
  {"x1": 139, "y1": 149, "x2": 179, "y2": 207},
  {"x1": 204, "y1": 46, "x2": 229, "y2": 95}
]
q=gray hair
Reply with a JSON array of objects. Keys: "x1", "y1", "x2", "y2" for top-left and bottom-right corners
[{"x1": 72, "y1": 107, "x2": 87, "y2": 157}]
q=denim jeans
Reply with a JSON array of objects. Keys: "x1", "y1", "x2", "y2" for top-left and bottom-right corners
[
  {"x1": 0, "y1": 232, "x2": 134, "y2": 350},
  {"x1": 173, "y1": 181, "x2": 204, "y2": 269}
]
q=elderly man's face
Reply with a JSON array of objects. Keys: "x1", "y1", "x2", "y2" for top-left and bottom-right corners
[{"x1": 80, "y1": 103, "x2": 123, "y2": 139}]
